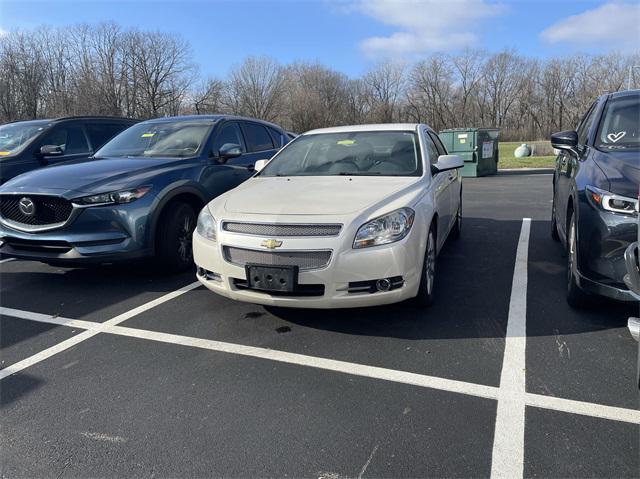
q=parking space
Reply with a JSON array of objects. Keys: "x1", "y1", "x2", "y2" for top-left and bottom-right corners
[{"x1": 1, "y1": 173, "x2": 638, "y2": 478}]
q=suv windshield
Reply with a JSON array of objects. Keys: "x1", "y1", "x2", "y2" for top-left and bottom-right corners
[
  {"x1": 95, "y1": 121, "x2": 214, "y2": 158},
  {"x1": 0, "y1": 120, "x2": 50, "y2": 158},
  {"x1": 259, "y1": 131, "x2": 422, "y2": 177},
  {"x1": 596, "y1": 95, "x2": 640, "y2": 149}
]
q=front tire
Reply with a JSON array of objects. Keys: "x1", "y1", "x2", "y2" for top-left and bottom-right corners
[
  {"x1": 156, "y1": 202, "x2": 197, "y2": 273},
  {"x1": 566, "y1": 212, "x2": 590, "y2": 308},
  {"x1": 414, "y1": 225, "x2": 437, "y2": 306}
]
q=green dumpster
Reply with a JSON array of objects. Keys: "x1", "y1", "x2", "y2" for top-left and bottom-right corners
[{"x1": 438, "y1": 128, "x2": 500, "y2": 177}]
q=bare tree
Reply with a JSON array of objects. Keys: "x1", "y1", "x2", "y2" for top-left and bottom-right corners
[
  {"x1": 224, "y1": 56, "x2": 285, "y2": 122},
  {"x1": 362, "y1": 61, "x2": 406, "y2": 123}
]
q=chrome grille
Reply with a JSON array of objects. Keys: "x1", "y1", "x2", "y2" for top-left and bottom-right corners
[
  {"x1": 223, "y1": 246, "x2": 331, "y2": 271},
  {"x1": 0, "y1": 195, "x2": 73, "y2": 226},
  {"x1": 222, "y1": 222, "x2": 341, "y2": 237}
]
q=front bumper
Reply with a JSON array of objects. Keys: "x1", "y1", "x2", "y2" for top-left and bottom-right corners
[
  {"x1": 193, "y1": 226, "x2": 424, "y2": 309},
  {"x1": 576, "y1": 200, "x2": 638, "y2": 302},
  {"x1": 0, "y1": 200, "x2": 153, "y2": 264}
]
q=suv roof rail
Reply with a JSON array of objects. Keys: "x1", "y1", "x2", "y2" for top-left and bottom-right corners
[{"x1": 53, "y1": 115, "x2": 139, "y2": 122}]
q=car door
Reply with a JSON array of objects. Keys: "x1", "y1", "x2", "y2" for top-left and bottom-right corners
[
  {"x1": 34, "y1": 123, "x2": 92, "y2": 167},
  {"x1": 239, "y1": 122, "x2": 280, "y2": 169},
  {"x1": 429, "y1": 130, "x2": 459, "y2": 233},
  {"x1": 423, "y1": 129, "x2": 451, "y2": 247},
  {"x1": 199, "y1": 121, "x2": 251, "y2": 199},
  {"x1": 556, "y1": 102, "x2": 598, "y2": 242}
]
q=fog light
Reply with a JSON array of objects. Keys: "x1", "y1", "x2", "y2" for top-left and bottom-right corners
[
  {"x1": 198, "y1": 267, "x2": 221, "y2": 282},
  {"x1": 376, "y1": 278, "x2": 391, "y2": 292}
]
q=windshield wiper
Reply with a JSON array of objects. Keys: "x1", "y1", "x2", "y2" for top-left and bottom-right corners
[{"x1": 338, "y1": 172, "x2": 382, "y2": 176}]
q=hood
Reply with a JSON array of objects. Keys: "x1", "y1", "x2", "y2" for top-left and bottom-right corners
[
  {"x1": 0, "y1": 157, "x2": 187, "y2": 197},
  {"x1": 224, "y1": 176, "x2": 419, "y2": 215},
  {"x1": 593, "y1": 150, "x2": 640, "y2": 198}
]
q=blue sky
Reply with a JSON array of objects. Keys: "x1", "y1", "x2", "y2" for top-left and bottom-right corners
[{"x1": 1, "y1": 0, "x2": 638, "y2": 78}]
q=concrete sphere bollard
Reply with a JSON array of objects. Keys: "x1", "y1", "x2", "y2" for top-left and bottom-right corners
[{"x1": 514, "y1": 143, "x2": 531, "y2": 158}]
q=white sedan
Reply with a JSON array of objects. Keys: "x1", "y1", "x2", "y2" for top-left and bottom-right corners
[{"x1": 193, "y1": 124, "x2": 463, "y2": 309}]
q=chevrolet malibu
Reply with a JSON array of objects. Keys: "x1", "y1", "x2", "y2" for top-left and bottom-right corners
[{"x1": 193, "y1": 124, "x2": 464, "y2": 308}]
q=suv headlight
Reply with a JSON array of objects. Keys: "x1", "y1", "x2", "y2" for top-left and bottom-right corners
[
  {"x1": 353, "y1": 207, "x2": 415, "y2": 249},
  {"x1": 196, "y1": 207, "x2": 217, "y2": 241},
  {"x1": 586, "y1": 186, "x2": 638, "y2": 215},
  {"x1": 73, "y1": 186, "x2": 151, "y2": 206}
]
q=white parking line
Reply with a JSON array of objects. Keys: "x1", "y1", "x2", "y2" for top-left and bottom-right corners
[
  {"x1": 0, "y1": 257, "x2": 15, "y2": 264},
  {"x1": 491, "y1": 218, "x2": 530, "y2": 479},
  {"x1": 0, "y1": 282, "x2": 200, "y2": 380},
  {"x1": 3, "y1": 303, "x2": 640, "y2": 426}
]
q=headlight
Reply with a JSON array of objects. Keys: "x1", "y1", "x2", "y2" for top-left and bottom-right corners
[
  {"x1": 586, "y1": 186, "x2": 638, "y2": 215},
  {"x1": 196, "y1": 207, "x2": 217, "y2": 241},
  {"x1": 353, "y1": 207, "x2": 415, "y2": 249},
  {"x1": 73, "y1": 186, "x2": 151, "y2": 206}
]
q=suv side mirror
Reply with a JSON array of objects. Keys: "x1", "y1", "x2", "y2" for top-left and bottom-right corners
[
  {"x1": 550, "y1": 131, "x2": 578, "y2": 156},
  {"x1": 217, "y1": 143, "x2": 242, "y2": 163},
  {"x1": 254, "y1": 159, "x2": 270, "y2": 172},
  {"x1": 39, "y1": 145, "x2": 64, "y2": 157},
  {"x1": 433, "y1": 155, "x2": 464, "y2": 174}
]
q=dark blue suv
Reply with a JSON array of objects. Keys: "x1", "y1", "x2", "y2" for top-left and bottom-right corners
[
  {"x1": 0, "y1": 115, "x2": 289, "y2": 271},
  {"x1": 0, "y1": 116, "x2": 138, "y2": 183}
]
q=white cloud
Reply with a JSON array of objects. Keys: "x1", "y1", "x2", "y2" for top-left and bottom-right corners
[
  {"x1": 352, "y1": 0, "x2": 505, "y2": 57},
  {"x1": 540, "y1": 2, "x2": 640, "y2": 51}
]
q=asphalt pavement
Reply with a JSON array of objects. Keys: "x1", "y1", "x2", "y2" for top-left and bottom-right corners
[{"x1": 1, "y1": 172, "x2": 638, "y2": 478}]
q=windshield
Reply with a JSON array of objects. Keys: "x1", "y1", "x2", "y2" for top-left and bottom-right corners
[
  {"x1": 0, "y1": 121, "x2": 50, "y2": 158},
  {"x1": 95, "y1": 121, "x2": 214, "y2": 158},
  {"x1": 596, "y1": 95, "x2": 640, "y2": 149},
  {"x1": 260, "y1": 131, "x2": 422, "y2": 177}
]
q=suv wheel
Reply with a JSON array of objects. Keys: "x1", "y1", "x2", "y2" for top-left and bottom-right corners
[
  {"x1": 566, "y1": 212, "x2": 590, "y2": 307},
  {"x1": 156, "y1": 202, "x2": 197, "y2": 273},
  {"x1": 414, "y1": 225, "x2": 437, "y2": 306}
]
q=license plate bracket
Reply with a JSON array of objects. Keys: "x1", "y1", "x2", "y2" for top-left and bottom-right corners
[{"x1": 246, "y1": 264, "x2": 298, "y2": 292}]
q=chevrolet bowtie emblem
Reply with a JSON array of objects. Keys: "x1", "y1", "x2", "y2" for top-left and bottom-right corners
[{"x1": 261, "y1": 239, "x2": 283, "y2": 249}]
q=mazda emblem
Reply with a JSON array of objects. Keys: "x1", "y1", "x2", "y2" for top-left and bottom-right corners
[{"x1": 18, "y1": 197, "x2": 36, "y2": 217}]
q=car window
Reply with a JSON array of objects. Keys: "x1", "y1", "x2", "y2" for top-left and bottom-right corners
[
  {"x1": 39, "y1": 125, "x2": 89, "y2": 155},
  {"x1": 86, "y1": 123, "x2": 130, "y2": 150},
  {"x1": 596, "y1": 95, "x2": 639, "y2": 149},
  {"x1": 0, "y1": 120, "x2": 49, "y2": 158},
  {"x1": 212, "y1": 122, "x2": 246, "y2": 155},
  {"x1": 423, "y1": 132, "x2": 441, "y2": 165},
  {"x1": 428, "y1": 131, "x2": 447, "y2": 156},
  {"x1": 243, "y1": 123, "x2": 275, "y2": 152},
  {"x1": 95, "y1": 121, "x2": 213, "y2": 158},
  {"x1": 576, "y1": 102, "x2": 598, "y2": 146},
  {"x1": 267, "y1": 127, "x2": 286, "y2": 148},
  {"x1": 259, "y1": 131, "x2": 422, "y2": 177}
]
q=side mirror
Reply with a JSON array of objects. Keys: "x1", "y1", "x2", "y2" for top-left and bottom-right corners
[
  {"x1": 217, "y1": 143, "x2": 242, "y2": 163},
  {"x1": 254, "y1": 159, "x2": 270, "y2": 172},
  {"x1": 433, "y1": 154, "x2": 464, "y2": 173},
  {"x1": 550, "y1": 131, "x2": 578, "y2": 156},
  {"x1": 39, "y1": 145, "x2": 64, "y2": 157}
]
